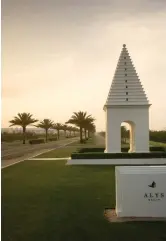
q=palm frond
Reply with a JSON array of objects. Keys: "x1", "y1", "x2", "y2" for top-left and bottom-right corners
[{"x1": 9, "y1": 112, "x2": 38, "y2": 128}]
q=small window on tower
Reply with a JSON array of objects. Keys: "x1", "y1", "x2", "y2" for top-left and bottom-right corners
[
  {"x1": 125, "y1": 80, "x2": 127, "y2": 83},
  {"x1": 124, "y1": 57, "x2": 126, "y2": 59},
  {"x1": 125, "y1": 74, "x2": 127, "y2": 76},
  {"x1": 126, "y1": 92, "x2": 128, "y2": 95},
  {"x1": 126, "y1": 86, "x2": 128, "y2": 88},
  {"x1": 124, "y1": 62, "x2": 127, "y2": 65},
  {"x1": 125, "y1": 68, "x2": 127, "y2": 71},
  {"x1": 126, "y1": 98, "x2": 128, "y2": 101}
]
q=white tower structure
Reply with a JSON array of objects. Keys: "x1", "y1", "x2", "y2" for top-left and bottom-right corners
[{"x1": 104, "y1": 44, "x2": 151, "y2": 153}]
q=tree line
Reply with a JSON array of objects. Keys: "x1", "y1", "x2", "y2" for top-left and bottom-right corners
[
  {"x1": 5, "y1": 111, "x2": 95, "y2": 144},
  {"x1": 98, "y1": 127, "x2": 129, "y2": 144},
  {"x1": 150, "y1": 130, "x2": 166, "y2": 143},
  {"x1": 99, "y1": 127, "x2": 166, "y2": 144}
]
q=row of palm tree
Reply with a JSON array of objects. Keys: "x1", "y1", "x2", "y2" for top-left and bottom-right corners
[
  {"x1": 9, "y1": 113, "x2": 79, "y2": 144},
  {"x1": 9, "y1": 111, "x2": 96, "y2": 144},
  {"x1": 66, "y1": 111, "x2": 96, "y2": 143},
  {"x1": 37, "y1": 120, "x2": 79, "y2": 142}
]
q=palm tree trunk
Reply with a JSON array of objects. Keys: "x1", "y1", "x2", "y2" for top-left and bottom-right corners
[
  {"x1": 23, "y1": 126, "x2": 26, "y2": 144},
  {"x1": 64, "y1": 130, "x2": 66, "y2": 137},
  {"x1": 80, "y1": 126, "x2": 83, "y2": 143},
  {"x1": 84, "y1": 129, "x2": 87, "y2": 139},
  {"x1": 57, "y1": 130, "x2": 60, "y2": 139},
  {"x1": 46, "y1": 129, "x2": 48, "y2": 142},
  {"x1": 88, "y1": 130, "x2": 90, "y2": 138}
]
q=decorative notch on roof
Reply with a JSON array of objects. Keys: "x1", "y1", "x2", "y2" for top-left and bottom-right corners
[{"x1": 105, "y1": 44, "x2": 150, "y2": 107}]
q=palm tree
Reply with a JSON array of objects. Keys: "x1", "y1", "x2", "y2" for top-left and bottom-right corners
[
  {"x1": 53, "y1": 123, "x2": 62, "y2": 140},
  {"x1": 61, "y1": 124, "x2": 68, "y2": 138},
  {"x1": 68, "y1": 126, "x2": 74, "y2": 137},
  {"x1": 86, "y1": 122, "x2": 96, "y2": 138},
  {"x1": 83, "y1": 116, "x2": 95, "y2": 139},
  {"x1": 121, "y1": 126, "x2": 129, "y2": 144},
  {"x1": 66, "y1": 111, "x2": 95, "y2": 143},
  {"x1": 90, "y1": 123, "x2": 96, "y2": 137},
  {"x1": 36, "y1": 119, "x2": 54, "y2": 142},
  {"x1": 72, "y1": 127, "x2": 78, "y2": 137},
  {"x1": 9, "y1": 112, "x2": 38, "y2": 144}
]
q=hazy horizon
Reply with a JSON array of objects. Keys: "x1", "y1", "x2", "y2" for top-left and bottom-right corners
[{"x1": 2, "y1": 0, "x2": 166, "y2": 131}]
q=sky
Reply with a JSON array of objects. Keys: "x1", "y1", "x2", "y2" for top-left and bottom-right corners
[{"x1": 2, "y1": 0, "x2": 166, "y2": 131}]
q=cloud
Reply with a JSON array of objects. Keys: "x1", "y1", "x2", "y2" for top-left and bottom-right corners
[
  {"x1": 2, "y1": 0, "x2": 166, "y2": 130},
  {"x1": 2, "y1": 0, "x2": 166, "y2": 21}
]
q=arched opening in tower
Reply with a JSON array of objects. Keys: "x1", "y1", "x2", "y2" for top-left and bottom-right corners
[{"x1": 121, "y1": 121, "x2": 135, "y2": 152}]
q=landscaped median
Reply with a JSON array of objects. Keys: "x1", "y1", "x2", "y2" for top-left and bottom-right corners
[{"x1": 33, "y1": 136, "x2": 104, "y2": 159}]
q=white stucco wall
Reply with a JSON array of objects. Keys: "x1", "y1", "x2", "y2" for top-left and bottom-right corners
[
  {"x1": 66, "y1": 158, "x2": 166, "y2": 165},
  {"x1": 105, "y1": 106, "x2": 149, "y2": 153},
  {"x1": 116, "y1": 166, "x2": 166, "y2": 217}
]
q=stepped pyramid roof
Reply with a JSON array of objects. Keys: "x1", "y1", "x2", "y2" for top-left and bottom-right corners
[{"x1": 104, "y1": 44, "x2": 150, "y2": 108}]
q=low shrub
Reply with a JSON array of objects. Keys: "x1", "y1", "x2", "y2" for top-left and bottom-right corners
[
  {"x1": 29, "y1": 139, "x2": 45, "y2": 144},
  {"x1": 71, "y1": 152, "x2": 166, "y2": 159},
  {"x1": 77, "y1": 147, "x2": 129, "y2": 153},
  {"x1": 78, "y1": 148, "x2": 105, "y2": 153},
  {"x1": 121, "y1": 147, "x2": 129, "y2": 152},
  {"x1": 2, "y1": 131, "x2": 38, "y2": 142},
  {"x1": 119, "y1": 147, "x2": 165, "y2": 152},
  {"x1": 76, "y1": 146, "x2": 166, "y2": 154},
  {"x1": 150, "y1": 146, "x2": 165, "y2": 152},
  {"x1": 48, "y1": 137, "x2": 57, "y2": 141},
  {"x1": 80, "y1": 139, "x2": 86, "y2": 144}
]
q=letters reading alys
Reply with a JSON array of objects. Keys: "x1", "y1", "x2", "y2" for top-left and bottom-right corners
[{"x1": 144, "y1": 192, "x2": 164, "y2": 201}]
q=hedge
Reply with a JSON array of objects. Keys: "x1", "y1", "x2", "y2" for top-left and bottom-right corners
[
  {"x1": 77, "y1": 148, "x2": 105, "y2": 153},
  {"x1": 150, "y1": 146, "x2": 166, "y2": 152},
  {"x1": 29, "y1": 139, "x2": 45, "y2": 144},
  {"x1": 71, "y1": 152, "x2": 166, "y2": 159},
  {"x1": 76, "y1": 146, "x2": 166, "y2": 154}
]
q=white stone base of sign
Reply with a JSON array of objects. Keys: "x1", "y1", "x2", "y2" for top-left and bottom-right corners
[
  {"x1": 66, "y1": 158, "x2": 166, "y2": 165},
  {"x1": 104, "y1": 209, "x2": 166, "y2": 222},
  {"x1": 116, "y1": 166, "x2": 166, "y2": 218}
]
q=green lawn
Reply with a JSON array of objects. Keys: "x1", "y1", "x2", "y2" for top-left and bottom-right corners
[
  {"x1": 36, "y1": 136, "x2": 105, "y2": 158},
  {"x1": 2, "y1": 160, "x2": 166, "y2": 241},
  {"x1": 150, "y1": 141, "x2": 166, "y2": 147},
  {"x1": 36, "y1": 146, "x2": 80, "y2": 158}
]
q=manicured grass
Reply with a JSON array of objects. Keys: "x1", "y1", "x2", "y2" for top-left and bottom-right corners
[
  {"x1": 2, "y1": 160, "x2": 166, "y2": 241},
  {"x1": 36, "y1": 136, "x2": 105, "y2": 158},
  {"x1": 122, "y1": 141, "x2": 166, "y2": 148},
  {"x1": 36, "y1": 146, "x2": 80, "y2": 158},
  {"x1": 150, "y1": 141, "x2": 166, "y2": 147}
]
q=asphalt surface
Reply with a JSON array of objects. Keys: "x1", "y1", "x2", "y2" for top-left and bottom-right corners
[
  {"x1": 1, "y1": 137, "x2": 79, "y2": 168},
  {"x1": 95, "y1": 134, "x2": 105, "y2": 146}
]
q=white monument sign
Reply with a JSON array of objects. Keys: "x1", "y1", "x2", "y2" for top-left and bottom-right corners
[{"x1": 116, "y1": 166, "x2": 166, "y2": 217}]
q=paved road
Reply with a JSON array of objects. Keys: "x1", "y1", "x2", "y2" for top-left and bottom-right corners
[
  {"x1": 1, "y1": 135, "x2": 105, "y2": 168},
  {"x1": 1, "y1": 137, "x2": 79, "y2": 168},
  {"x1": 94, "y1": 134, "x2": 105, "y2": 146}
]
